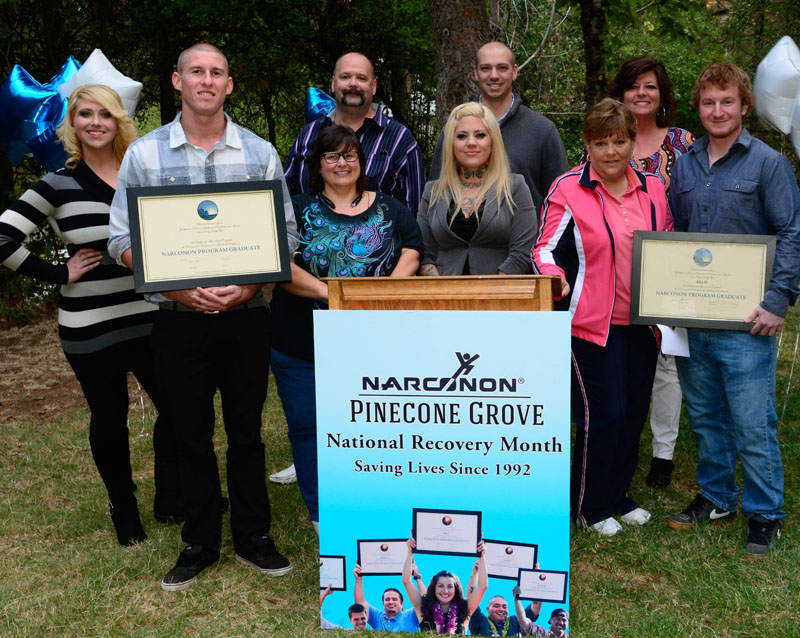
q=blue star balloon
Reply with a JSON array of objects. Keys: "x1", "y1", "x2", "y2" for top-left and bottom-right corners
[
  {"x1": 0, "y1": 56, "x2": 80, "y2": 171},
  {"x1": 305, "y1": 86, "x2": 335, "y2": 123}
]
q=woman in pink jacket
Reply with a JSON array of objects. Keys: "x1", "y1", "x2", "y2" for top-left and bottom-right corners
[{"x1": 532, "y1": 98, "x2": 673, "y2": 536}]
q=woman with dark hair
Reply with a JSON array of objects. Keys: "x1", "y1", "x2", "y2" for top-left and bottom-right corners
[
  {"x1": 0, "y1": 85, "x2": 181, "y2": 546},
  {"x1": 401, "y1": 535, "x2": 487, "y2": 634},
  {"x1": 269, "y1": 125, "x2": 422, "y2": 532},
  {"x1": 608, "y1": 57, "x2": 695, "y2": 488},
  {"x1": 533, "y1": 99, "x2": 672, "y2": 536},
  {"x1": 607, "y1": 56, "x2": 694, "y2": 190}
]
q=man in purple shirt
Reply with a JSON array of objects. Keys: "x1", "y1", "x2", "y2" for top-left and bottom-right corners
[{"x1": 284, "y1": 52, "x2": 425, "y2": 216}]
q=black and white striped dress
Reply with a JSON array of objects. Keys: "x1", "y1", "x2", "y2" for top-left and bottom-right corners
[{"x1": 0, "y1": 162, "x2": 156, "y2": 353}]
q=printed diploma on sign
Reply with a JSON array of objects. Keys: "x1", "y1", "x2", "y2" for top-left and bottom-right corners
[
  {"x1": 412, "y1": 508, "x2": 481, "y2": 556},
  {"x1": 631, "y1": 231, "x2": 775, "y2": 330},
  {"x1": 127, "y1": 181, "x2": 292, "y2": 293},
  {"x1": 483, "y1": 538, "x2": 538, "y2": 580},
  {"x1": 319, "y1": 555, "x2": 347, "y2": 591},
  {"x1": 357, "y1": 540, "x2": 407, "y2": 576},
  {"x1": 517, "y1": 569, "x2": 568, "y2": 603}
]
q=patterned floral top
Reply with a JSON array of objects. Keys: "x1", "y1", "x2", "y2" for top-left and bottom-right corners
[
  {"x1": 630, "y1": 127, "x2": 694, "y2": 191},
  {"x1": 269, "y1": 191, "x2": 423, "y2": 361}
]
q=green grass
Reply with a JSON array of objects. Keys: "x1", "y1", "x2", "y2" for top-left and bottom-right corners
[{"x1": 1, "y1": 309, "x2": 799, "y2": 637}]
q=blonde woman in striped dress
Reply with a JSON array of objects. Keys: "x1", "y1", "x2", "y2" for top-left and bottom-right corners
[{"x1": 0, "y1": 85, "x2": 181, "y2": 546}]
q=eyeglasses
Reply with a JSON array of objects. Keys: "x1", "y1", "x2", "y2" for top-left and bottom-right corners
[{"x1": 322, "y1": 150, "x2": 359, "y2": 164}]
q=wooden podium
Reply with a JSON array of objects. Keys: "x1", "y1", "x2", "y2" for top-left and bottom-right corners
[{"x1": 324, "y1": 275, "x2": 561, "y2": 311}]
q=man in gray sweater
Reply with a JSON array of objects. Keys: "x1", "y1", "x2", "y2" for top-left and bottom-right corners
[{"x1": 429, "y1": 41, "x2": 568, "y2": 222}]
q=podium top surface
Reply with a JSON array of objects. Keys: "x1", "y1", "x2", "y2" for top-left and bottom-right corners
[{"x1": 322, "y1": 275, "x2": 561, "y2": 311}]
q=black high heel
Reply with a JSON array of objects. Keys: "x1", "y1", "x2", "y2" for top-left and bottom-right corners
[{"x1": 108, "y1": 496, "x2": 147, "y2": 546}]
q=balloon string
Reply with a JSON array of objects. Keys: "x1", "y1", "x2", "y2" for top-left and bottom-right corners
[
  {"x1": 129, "y1": 376, "x2": 154, "y2": 439},
  {"x1": 779, "y1": 328, "x2": 799, "y2": 427}
]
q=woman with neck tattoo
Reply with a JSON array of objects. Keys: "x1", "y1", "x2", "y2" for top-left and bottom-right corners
[{"x1": 417, "y1": 102, "x2": 537, "y2": 276}]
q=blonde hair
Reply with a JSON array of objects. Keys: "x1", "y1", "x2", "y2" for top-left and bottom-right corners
[
  {"x1": 57, "y1": 84, "x2": 137, "y2": 170},
  {"x1": 431, "y1": 102, "x2": 514, "y2": 222}
]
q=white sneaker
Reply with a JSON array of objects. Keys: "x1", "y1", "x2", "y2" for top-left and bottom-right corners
[
  {"x1": 586, "y1": 517, "x2": 623, "y2": 537},
  {"x1": 269, "y1": 464, "x2": 297, "y2": 484},
  {"x1": 312, "y1": 520, "x2": 319, "y2": 536},
  {"x1": 620, "y1": 507, "x2": 652, "y2": 526}
]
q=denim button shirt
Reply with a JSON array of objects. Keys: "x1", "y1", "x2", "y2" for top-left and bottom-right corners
[{"x1": 668, "y1": 128, "x2": 800, "y2": 317}]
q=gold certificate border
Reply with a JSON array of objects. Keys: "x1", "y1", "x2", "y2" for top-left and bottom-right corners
[
  {"x1": 127, "y1": 181, "x2": 291, "y2": 293},
  {"x1": 631, "y1": 231, "x2": 775, "y2": 331}
]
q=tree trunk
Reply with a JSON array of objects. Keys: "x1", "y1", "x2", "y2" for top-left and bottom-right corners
[
  {"x1": 157, "y1": 41, "x2": 177, "y2": 125},
  {"x1": 261, "y1": 86, "x2": 276, "y2": 147},
  {"x1": 488, "y1": 0, "x2": 502, "y2": 39},
  {"x1": 428, "y1": 0, "x2": 489, "y2": 129},
  {"x1": 579, "y1": 0, "x2": 607, "y2": 106}
]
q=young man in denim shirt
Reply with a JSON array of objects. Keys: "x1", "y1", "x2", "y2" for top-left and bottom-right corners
[{"x1": 666, "y1": 62, "x2": 800, "y2": 557}]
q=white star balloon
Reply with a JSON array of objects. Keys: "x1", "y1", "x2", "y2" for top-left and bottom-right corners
[
  {"x1": 57, "y1": 49, "x2": 143, "y2": 118},
  {"x1": 753, "y1": 36, "x2": 800, "y2": 136}
]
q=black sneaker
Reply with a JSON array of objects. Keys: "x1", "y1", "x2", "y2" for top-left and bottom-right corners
[
  {"x1": 645, "y1": 457, "x2": 674, "y2": 488},
  {"x1": 744, "y1": 515, "x2": 781, "y2": 558},
  {"x1": 235, "y1": 535, "x2": 293, "y2": 576},
  {"x1": 668, "y1": 494, "x2": 736, "y2": 530},
  {"x1": 160, "y1": 544, "x2": 220, "y2": 592}
]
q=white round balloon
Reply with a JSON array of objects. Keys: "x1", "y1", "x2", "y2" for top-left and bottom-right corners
[
  {"x1": 753, "y1": 36, "x2": 800, "y2": 135},
  {"x1": 57, "y1": 49, "x2": 143, "y2": 118},
  {"x1": 791, "y1": 87, "x2": 800, "y2": 160}
]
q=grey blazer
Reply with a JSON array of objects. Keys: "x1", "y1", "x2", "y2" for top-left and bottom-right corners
[{"x1": 417, "y1": 173, "x2": 538, "y2": 275}]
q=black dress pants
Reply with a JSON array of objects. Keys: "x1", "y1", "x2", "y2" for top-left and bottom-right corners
[
  {"x1": 570, "y1": 324, "x2": 658, "y2": 526},
  {"x1": 65, "y1": 336, "x2": 180, "y2": 506},
  {"x1": 151, "y1": 307, "x2": 271, "y2": 550}
]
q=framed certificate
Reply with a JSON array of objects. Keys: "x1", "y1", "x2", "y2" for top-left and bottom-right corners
[
  {"x1": 517, "y1": 569, "x2": 568, "y2": 603},
  {"x1": 357, "y1": 539, "x2": 407, "y2": 576},
  {"x1": 412, "y1": 508, "x2": 482, "y2": 556},
  {"x1": 483, "y1": 538, "x2": 538, "y2": 580},
  {"x1": 631, "y1": 231, "x2": 775, "y2": 330},
  {"x1": 127, "y1": 181, "x2": 292, "y2": 293},
  {"x1": 319, "y1": 555, "x2": 347, "y2": 591}
]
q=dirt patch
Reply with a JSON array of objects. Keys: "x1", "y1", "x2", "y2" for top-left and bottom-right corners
[{"x1": 0, "y1": 312, "x2": 85, "y2": 423}]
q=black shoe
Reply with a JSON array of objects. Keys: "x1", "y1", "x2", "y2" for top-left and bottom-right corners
[
  {"x1": 155, "y1": 496, "x2": 229, "y2": 525},
  {"x1": 109, "y1": 498, "x2": 146, "y2": 546},
  {"x1": 235, "y1": 535, "x2": 293, "y2": 576},
  {"x1": 645, "y1": 457, "x2": 674, "y2": 488},
  {"x1": 161, "y1": 544, "x2": 220, "y2": 591},
  {"x1": 744, "y1": 515, "x2": 781, "y2": 558},
  {"x1": 668, "y1": 494, "x2": 736, "y2": 530}
]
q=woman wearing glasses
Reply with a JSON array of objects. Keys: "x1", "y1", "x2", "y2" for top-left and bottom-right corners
[{"x1": 269, "y1": 125, "x2": 422, "y2": 531}]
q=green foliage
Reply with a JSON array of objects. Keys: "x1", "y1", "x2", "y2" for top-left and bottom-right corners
[
  {"x1": 0, "y1": 161, "x2": 60, "y2": 324},
  {"x1": 2, "y1": 0, "x2": 800, "y2": 318}
]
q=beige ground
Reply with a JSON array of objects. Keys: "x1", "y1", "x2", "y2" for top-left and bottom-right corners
[{"x1": 0, "y1": 313, "x2": 86, "y2": 423}]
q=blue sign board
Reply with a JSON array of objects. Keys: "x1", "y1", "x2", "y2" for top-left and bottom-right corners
[{"x1": 316, "y1": 310, "x2": 571, "y2": 632}]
